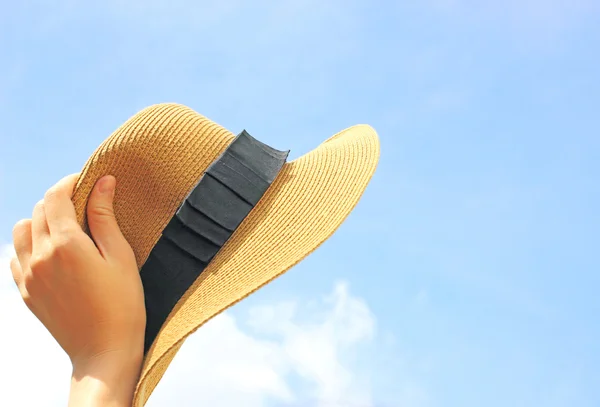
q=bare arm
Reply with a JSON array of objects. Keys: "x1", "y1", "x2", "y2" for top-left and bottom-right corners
[{"x1": 69, "y1": 349, "x2": 143, "y2": 407}]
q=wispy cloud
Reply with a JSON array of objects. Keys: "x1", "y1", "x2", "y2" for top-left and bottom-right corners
[
  {"x1": 148, "y1": 282, "x2": 377, "y2": 407},
  {"x1": 0, "y1": 247, "x2": 382, "y2": 407},
  {"x1": 0, "y1": 243, "x2": 73, "y2": 406}
]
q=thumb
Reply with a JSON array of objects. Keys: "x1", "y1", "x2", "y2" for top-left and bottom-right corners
[{"x1": 87, "y1": 175, "x2": 128, "y2": 259}]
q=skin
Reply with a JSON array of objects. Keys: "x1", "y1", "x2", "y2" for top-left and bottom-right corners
[{"x1": 10, "y1": 173, "x2": 146, "y2": 407}]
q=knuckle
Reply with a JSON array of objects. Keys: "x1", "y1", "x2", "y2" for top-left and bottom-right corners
[
  {"x1": 61, "y1": 223, "x2": 80, "y2": 237},
  {"x1": 51, "y1": 234, "x2": 75, "y2": 253},
  {"x1": 12, "y1": 219, "x2": 31, "y2": 237},
  {"x1": 22, "y1": 266, "x2": 46, "y2": 298},
  {"x1": 54, "y1": 225, "x2": 82, "y2": 245},
  {"x1": 21, "y1": 291, "x2": 33, "y2": 308},
  {"x1": 10, "y1": 256, "x2": 19, "y2": 271},
  {"x1": 29, "y1": 252, "x2": 51, "y2": 273},
  {"x1": 22, "y1": 271, "x2": 36, "y2": 290},
  {"x1": 32, "y1": 200, "x2": 45, "y2": 216},
  {"x1": 9, "y1": 257, "x2": 21, "y2": 282},
  {"x1": 88, "y1": 204, "x2": 113, "y2": 219},
  {"x1": 44, "y1": 186, "x2": 60, "y2": 202}
]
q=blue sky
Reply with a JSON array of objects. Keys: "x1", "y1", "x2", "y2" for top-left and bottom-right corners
[{"x1": 0, "y1": 1, "x2": 599, "y2": 406}]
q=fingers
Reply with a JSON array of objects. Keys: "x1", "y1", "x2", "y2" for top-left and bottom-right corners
[
  {"x1": 11, "y1": 173, "x2": 81, "y2": 311},
  {"x1": 12, "y1": 219, "x2": 32, "y2": 270},
  {"x1": 44, "y1": 173, "x2": 80, "y2": 237},
  {"x1": 31, "y1": 199, "x2": 50, "y2": 254},
  {"x1": 87, "y1": 175, "x2": 129, "y2": 259}
]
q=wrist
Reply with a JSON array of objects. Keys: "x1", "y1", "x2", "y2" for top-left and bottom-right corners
[{"x1": 69, "y1": 350, "x2": 143, "y2": 407}]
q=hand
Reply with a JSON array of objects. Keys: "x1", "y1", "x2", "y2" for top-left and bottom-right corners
[{"x1": 10, "y1": 174, "x2": 146, "y2": 407}]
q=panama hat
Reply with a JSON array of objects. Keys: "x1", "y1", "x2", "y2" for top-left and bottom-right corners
[{"x1": 70, "y1": 103, "x2": 380, "y2": 406}]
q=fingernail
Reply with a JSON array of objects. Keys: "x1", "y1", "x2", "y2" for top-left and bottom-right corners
[{"x1": 98, "y1": 176, "x2": 115, "y2": 196}]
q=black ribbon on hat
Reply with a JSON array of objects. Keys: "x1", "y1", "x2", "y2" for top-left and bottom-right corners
[{"x1": 139, "y1": 130, "x2": 289, "y2": 353}]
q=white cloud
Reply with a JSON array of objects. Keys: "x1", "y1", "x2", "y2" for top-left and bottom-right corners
[
  {"x1": 0, "y1": 243, "x2": 73, "y2": 406},
  {"x1": 146, "y1": 313, "x2": 295, "y2": 407},
  {"x1": 0, "y1": 244, "x2": 17, "y2": 293},
  {"x1": 0, "y1": 246, "x2": 379, "y2": 407},
  {"x1": 0, "y1": 244, "x2": 14, "y2": 281},
  {"x1": 148, "y1": 281, "x2": 376, "y2": 407}
]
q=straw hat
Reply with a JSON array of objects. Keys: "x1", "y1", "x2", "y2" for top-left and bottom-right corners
[{"x1": 70, "y1": 103, "x2": 380, "y2": 406}]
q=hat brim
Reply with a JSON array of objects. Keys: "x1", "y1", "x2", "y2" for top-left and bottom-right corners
[{"x1": 70, "y1": 104, "x2": 380, "y2": 406}]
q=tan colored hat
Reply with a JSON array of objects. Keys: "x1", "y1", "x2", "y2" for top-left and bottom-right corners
[{"x1": 70, "y1": 103, "x2": 380, "y2": 406}]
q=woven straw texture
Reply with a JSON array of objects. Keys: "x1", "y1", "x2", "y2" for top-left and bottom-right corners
[{"x1": 70, "y1": 104, "x2": 380, "y2": 406}]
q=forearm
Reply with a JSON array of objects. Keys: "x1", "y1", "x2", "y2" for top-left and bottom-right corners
[{"x1": 69, "y1": 351, "x2": 143, "y2": 407}]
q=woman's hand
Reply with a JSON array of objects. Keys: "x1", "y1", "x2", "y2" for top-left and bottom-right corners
[{"x1": 10, "y1": 174, "x2": 146, "y2": 407}]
